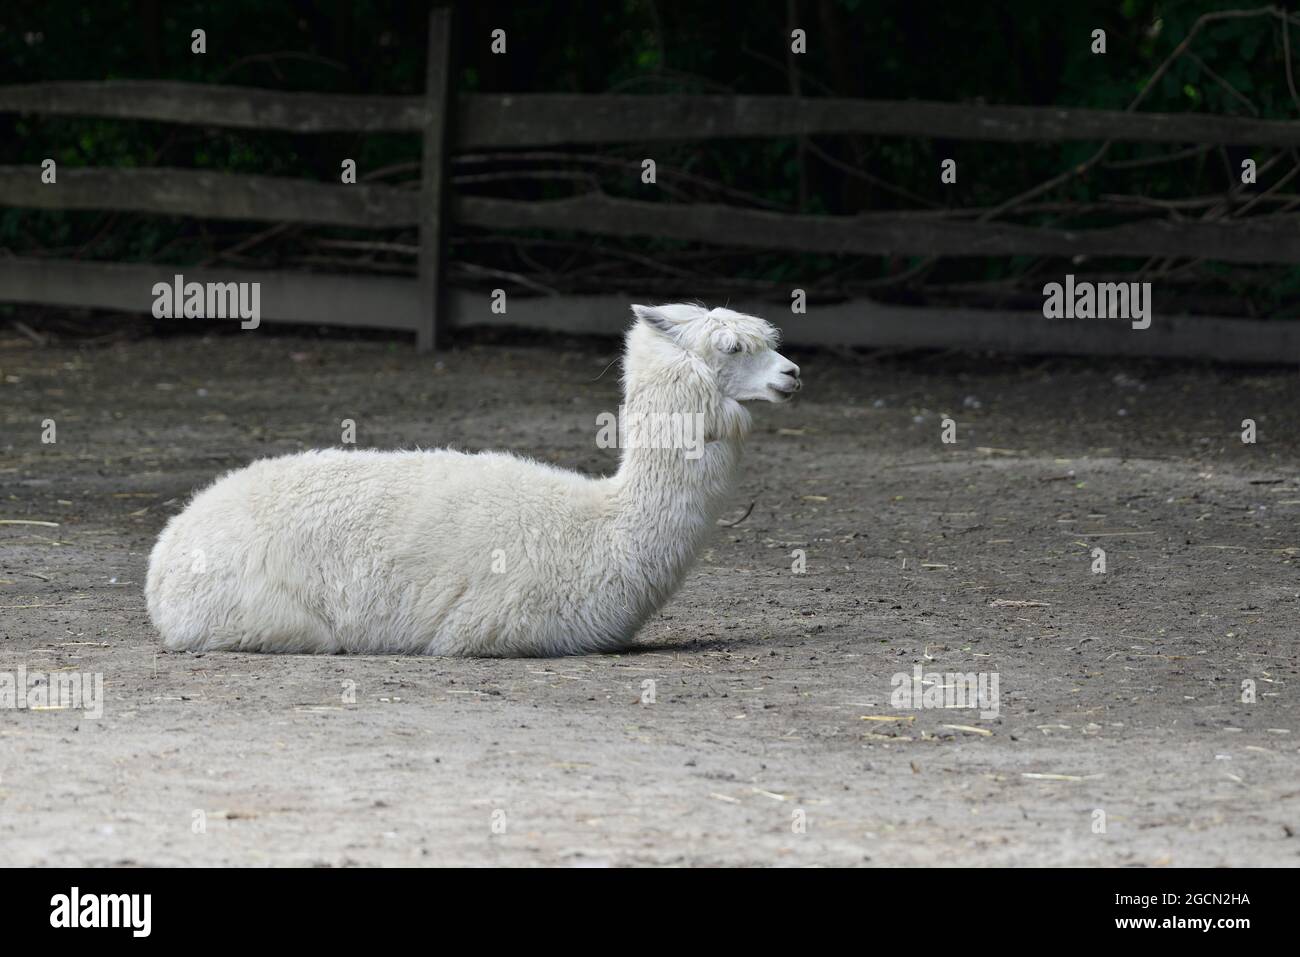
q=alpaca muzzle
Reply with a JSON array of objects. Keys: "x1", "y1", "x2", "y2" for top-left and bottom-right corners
[{"x1": 772, "y1": 371, "x2": 801, "y2": 398}]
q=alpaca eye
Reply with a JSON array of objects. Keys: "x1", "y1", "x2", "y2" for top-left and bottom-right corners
[{"x1": 723, "y1": 343, "x2": 742, "y2": 355}]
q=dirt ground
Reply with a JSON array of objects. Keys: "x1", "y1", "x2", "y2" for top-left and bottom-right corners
[{"x1": 1, "y1": 322, "x2": 1297, "y2": 867}]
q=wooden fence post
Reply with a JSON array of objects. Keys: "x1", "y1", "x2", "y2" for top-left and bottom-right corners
[{"x1": 417, "y1": 7, "x2": 453, "y2": 352}]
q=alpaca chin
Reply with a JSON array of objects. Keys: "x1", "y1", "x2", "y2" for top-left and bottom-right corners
[
  {"x1": 144, "y1": 304, "x2": 786, "y2": 657},
  {"x1": 711, "y1": 398, "x2": 751, "y2": 443}
]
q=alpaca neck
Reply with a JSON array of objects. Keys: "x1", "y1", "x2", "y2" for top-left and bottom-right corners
[
  {"x1": 606, "y1": 380, "x2": 749, "y2": 585},
  {"x1": 611, "y1": 439, "x2": 743, "y2": 536}
]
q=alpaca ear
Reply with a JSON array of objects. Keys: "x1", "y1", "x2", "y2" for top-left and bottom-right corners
[{"x1": 632, "y1": 304, "x2": 677, "y2": 337}]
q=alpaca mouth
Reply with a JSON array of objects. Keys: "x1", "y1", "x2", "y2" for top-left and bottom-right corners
[{"x1": 770, "y1": 383, "x2": 799, "y2": 400}]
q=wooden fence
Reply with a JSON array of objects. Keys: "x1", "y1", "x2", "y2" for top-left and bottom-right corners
[{"x1": 0, "y1": 9, "x2": 1298, "y2": 361}]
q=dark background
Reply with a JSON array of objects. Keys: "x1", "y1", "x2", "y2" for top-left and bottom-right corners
[{"x1": 1, "y1": 0, "x2": 1296, "y2": 328}]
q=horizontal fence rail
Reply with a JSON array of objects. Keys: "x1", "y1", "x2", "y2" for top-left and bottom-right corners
[
  {"x1": 454, "y1": 194, "x2": 1300, "y2": 265},
  {"x1": 455, "y1": 94, "x2": 1300, "y2": 149},
  {"x1": 0, "y1": 166, "x2": 417, "y2": 227},
  {"x1": 3, "y1": 256, "x2": 1297, "y2": 364},
  {"x1": 0, "y1": 81, "x2": 427, "y2": 132},
  {"x1": 0, "y1": 255, "x2": 421, "y2": 330},
  {"x1": 4, "y1": 81, "x2": 1300, "y2": 147},
  {"x1": 3, "y1": 165, "x2": 1299, "y2": 265}
]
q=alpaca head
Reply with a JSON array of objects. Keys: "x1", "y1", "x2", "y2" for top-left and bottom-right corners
[{"x1": 628, "y1": 303, "x2": 801, "y2": 404}]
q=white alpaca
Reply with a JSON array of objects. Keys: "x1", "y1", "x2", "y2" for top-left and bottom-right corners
[{"x1": 145, "y1": 304, "x2": 801, "y2": 656}]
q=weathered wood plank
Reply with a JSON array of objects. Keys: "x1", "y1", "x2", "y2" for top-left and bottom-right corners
[
  {"x1": 0, "y1": 257, "x2": 1293, "y2": 363},
  {"x1": 0, "y1": 80, "x2": 426, "y2": 131},
  {"x1": 3, "y1": 82, "x2": 1300, "y2": 148},
  {"x1": 5, "y1": 165, "x2": 1298, "y2": 263},
  {"x1": 5, "y1": 166, "x2": 1298, "y2": 264},
  {"x1": 454, "y1": 193, "x2": 1300, "y2": 265},
  {"x1": 457, "y1": 94, "x2": 1300, "y2": 148},
  {"x1": 0, "y1": 256, "x2": 421, "y2": 330},
  {"x1": 0, "y1": 165, "x2": 416, "y2": 227},
  {"x1": 417, "y1": 8, "x2": 453, "y2": 352},
  {"x1": 452, "y1": 292, "x2": 1300, "y2": 365}
]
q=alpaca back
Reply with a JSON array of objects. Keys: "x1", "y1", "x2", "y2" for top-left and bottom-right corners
[{"x1": 147, "y1": 448, "x2": 635, "y2": 655}]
